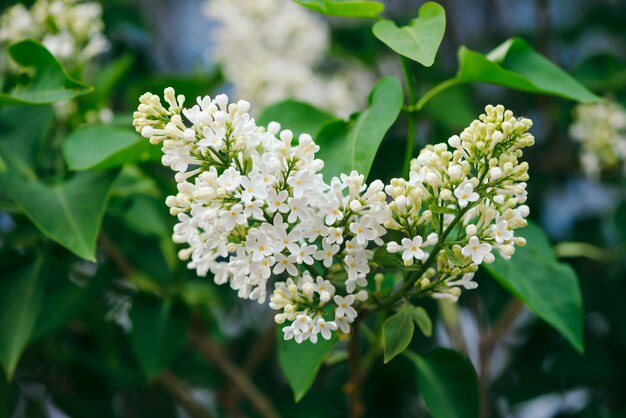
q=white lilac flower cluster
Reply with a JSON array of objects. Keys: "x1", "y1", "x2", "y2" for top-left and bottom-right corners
[
  {"x1": 0, "y1": 0, "x2": 109, "y2": 70},
  {"x1": 384, "y1": 105, "x2": 534, "y2": 302},
  {"x1": 203, "y1": 0, "x2": 373, "y2": 117},
  {"x1": 133, "y1": 89, "x2": 390, "y2": 343},
  {"x1": 569, "y1": 100, "x2": 626, "y2": 178}
]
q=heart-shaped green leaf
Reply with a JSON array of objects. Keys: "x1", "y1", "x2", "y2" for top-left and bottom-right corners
[
  {"x1": 373, "y1": 2, "x2": 446, "y2": 67},
  {"x1": 0, "y1": 40, "x2": 92, "y2": 106},
  {"x1": 316, "y1": 76, "x2": 403, "y2": 180},
  {"x1": 383, "y1": 309, "x2": 414, "y2": 363},
  {"x1": 484, "y1": 221, "x2": 584, "y2": 353},
  {"x1": 294, "y1": 0, "x2": 384, "y2": 19},
  {"x1": 63, "y1": 125, "x2": 160, "y2": 171},
  {"x1": 406, "y1": 349, "x2": 480, "y2": 418},
  {"x1": 277, "y1": 330, "x2": 337, "y2": 402},
  {"x1": 258, "y1": 100, "x2": 334, "y2": 138},
  {"x1": 0, "y1": 259, "x2": 45, "y2": 379}
]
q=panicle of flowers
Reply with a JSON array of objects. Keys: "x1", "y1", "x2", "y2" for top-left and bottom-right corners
[
  {"x1": 569, "y1": 100, "x2": 626, "y2": 178},
  {"x1": 384, "y1": 105, "x2": 534, "y2": 302},
  {"x1": 134, "y1": 89, "x2": 390, "y2": 342},
  {"x1": 203, "y1": 0, "x2": 373, "y2": 117},
  {"x1": 0, "y1": 0, "x2": 109, "y2": 70}
]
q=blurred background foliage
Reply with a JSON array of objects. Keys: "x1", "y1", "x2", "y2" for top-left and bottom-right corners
[{"x1": 0, "y1": 0, "x2": 625, "y2": 417}]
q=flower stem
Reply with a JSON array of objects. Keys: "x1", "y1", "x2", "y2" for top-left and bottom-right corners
[{"x1": 401, "y1": 57, "x2": 417, "y2": 178}]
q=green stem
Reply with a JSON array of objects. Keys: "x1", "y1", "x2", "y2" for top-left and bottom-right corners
[
  {"x1": 401, "y1": 57, "x2": 417, "y2": 178},
  {"x1": 414, "y1": 77, "x2": 462, "y2": 111}
]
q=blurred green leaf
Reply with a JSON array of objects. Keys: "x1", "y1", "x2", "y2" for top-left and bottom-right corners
[
  {"x1": 258, "y1": 100, "x2": 334, "y2": 138},
  {"x1": 129, "y1": 297, "x2": 188, "y2": 381},
  {"x1": 406, "y1": 348, "x2": 480, "y2": 418},
  {"x1": 63, "y1": 125, "x2": 159, "y2": 171},
  {"x1": 484, "y1": 221, "x2": 584, "y2": 353},
  {"x1": 407, "y1": 306, "x2": 432, "y2": 337},
  {"x1": 0, "y1": 40, "x2": 92, "y2": 106},
  {"x1": 316, "y1": 76, "x2": 403, "y2": 179},
  {"x1": 383, "y1": 309, "x2": 414, "y2": 363},
  {"x1": 0, "y1": 171, "x2": 117, "y2": 261},
  {"x1": 0, "y1": 259, "x2": 45, "y2": 379},
  {"x1": 82, "y1": 54, "x2": 135, "y2": 109},
  {"x1": 373, "y1": 2, "x2": 446, "y2": 67},
  {"x1": 418, "y1": 37, "x2": 601, "y2": 110},
  {"x1": 32, "y1": 273, "x2": 104, "y2": 341},
  {"x1": 294, "y1": 0, "x2": 384, "y2": 18},
  {"x1": 277, "y1": 330, "x2": 337, "y2": 402},
  {"x1": 0, "y1": 370, "x2": 18, "y2": 418}
]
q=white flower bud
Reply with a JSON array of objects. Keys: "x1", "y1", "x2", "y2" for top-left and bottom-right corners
[
  {"x1": 448, "y1": 135, "x2": 461, "y2": 148},
  {"x1": 466, "y1": 224, "x2": 478, "y2": 236}
]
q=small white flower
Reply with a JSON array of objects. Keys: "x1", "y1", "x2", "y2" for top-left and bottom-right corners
[
  {"x1": 454, "y1": 180, "x2": 479, "y2": 208},
  {"x1": 273, "y1": 253, "x2": 298, "y2": 276},
  {"x1": 326, "y1": 227, "x2": 344, "y2": 245},
  {"x1": 400, "y1": 236, "x2": 425, "y2": 262},
  {"x1": 287, "y1": 243, "x2": 316, "y2": 265},
  {"x1": 220, "y1": 204, "x2": 246, "y2": 231},
  {"x1": 334, "y1": 295, "x2": 357, "y2": 319},
  {"x1": 461, "y1": 236, "x2": 492, "y2": 264},
  {"x1": 447, "y1": 273, "x2": 478, "y2": 290},
  {"x1": 313, "y1": 239, "x2": 340, "y2": 268},
  {"x1": 217, "y1": 167, "x2": 241, "y2": 191},
  {"x1": 313, "y1": 318, "x2": 338, "y2": 340},
  {"x1": 492, "y1": 220, "x2": 513, "y2": 244},
  {"x1": 266, "y1": 189, "x2": 289, "y2": 213}
]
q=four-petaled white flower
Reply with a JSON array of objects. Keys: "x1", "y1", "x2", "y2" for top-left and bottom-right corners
[
  {"x1": 400, "y1": 236, "x2": 425, "y2": 262},
  {"x1": 334, "y1": 295, "x2": 357, "y2": 319},
  {"x1": 461, "y1": 236, "x2": 492, "y2": 264},
  {"x1": 492, "y1": 219, "x2": 513, "y2": 244},
  {"x1": 313, "y1": 318, "x2": 338, "y2": 340},
  {"x1": 314, "y1": 240, "x2": 340, "y2": 268},
  {"x1": 454, "y1": 180, "x2": 479, "y2": 208}
]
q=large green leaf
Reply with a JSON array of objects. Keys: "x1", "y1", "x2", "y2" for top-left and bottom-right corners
[
  {"x1": 417, "y1": 37, "x2": 600, "y2": 110},
  {"x1": 129, "y1": 296, "x2": 188, "y2": 381},
  {"x1": 277, "y1": 331, "x2": 337, "y2": 402},
  {"x1": 316, "y1": 76, "x2": 403, "y2": 180},
  {"x1": 383, "y1": 309, "x2": 414, "y2": 363},
  {"x1": 0, "y1": 171, "x2": 117, "y2": 262},
  {"x1": 257, "y1": 100, "x2": 334, "y2": 138},
  {"x1": 406, "y1": 349, "x2": 480, "y2": 418},
  {"x1": 407, "y1": 306, "x2": 432, "y2": 337},
  {"x1": 484, "y1": 221, "x2": 584, "y2": 353},
  {"x1": 0, "y1": 40, "x2": 92, "y2": 106},
  {"x1": 294, "y1": 0, "x2": 384, "y2": 18},
  {"x1": 63, "y1": 125, "x2": 160, "y2": 171},
  {"x1": 372, "y1": 2, "x2": 446, "y2": 67},
  {"x1": 0, "y1": 259, "x2": 45, "y2": 379}
]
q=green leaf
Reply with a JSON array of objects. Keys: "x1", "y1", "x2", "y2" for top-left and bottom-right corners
[
  {"x1": 257, "y1": 100, "x2": 334, "y2": 138},
  {"x1": 406, "y1": 349, "x2": 480, "y2": 418},
  {"x1": 0, "y1": 170, "x2": 117, "y2": 261},
  {"x1": 417, "y1": 37, "x2": 601, "y2": 110},
  {"x1": 294, "y1": 0, "x2": 384, "y2": 19},
  {"x1": 0, "y1": 259, "x2": 45, "y2": 379},
  {"x1": 277, "y1": 330, "x2": 337, "y2": 402},
  {"x1": 316, "y1": 76, "x2": 403, "y2": 180},
  {"x1": 457, "y1": 38, "x2": 600, "y2": 102},
  {"x1": 383, "y1": 310, "x2": 414, "y2": 363},
  {"x1": 0, "y1": 370, "x2": 19, "y2": 417},
  {"x1": 63, "y1": 125, "x2": 160, "y2": 171},
  {"x1": 372, "y1": 2, "x2": 446, "y2": 67},
  {"x1": 484, "y1": 221, "x2": 584, "y2": 353},
  {"x1": 0, "y1": 40, "x2": 92, "y2": 106},
  {"x1": 407, "y1": 306, "x2": 432, "y2": 337},
  {"x1": 129, "y1": 296, "x2": 188, "y2": 381}
]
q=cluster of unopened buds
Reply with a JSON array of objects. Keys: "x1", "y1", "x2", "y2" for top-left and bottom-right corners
[
  {"x1": 569, "y1": 100, "x2": 626, "y2": 178},
  {"x1": 134, "y1": 89, "x2": 534, "y2": 343}
]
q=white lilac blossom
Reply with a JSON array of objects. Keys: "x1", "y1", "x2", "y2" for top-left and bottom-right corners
[
  {"x1": 134, "y1": 89, "x2": 390, "y2": 342},
  {"x1": 384, "y1": 105, "x2": 534, "y2": 302},
  {"x1": 0, "y1": 0, "x2": 109, "y2": 70},
  {"x1": 203, "y1": 0, "x2": 373, "y2": 117},
  {"x1": 569, "y1": 100, "x2": 626, "y2": 178}
]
